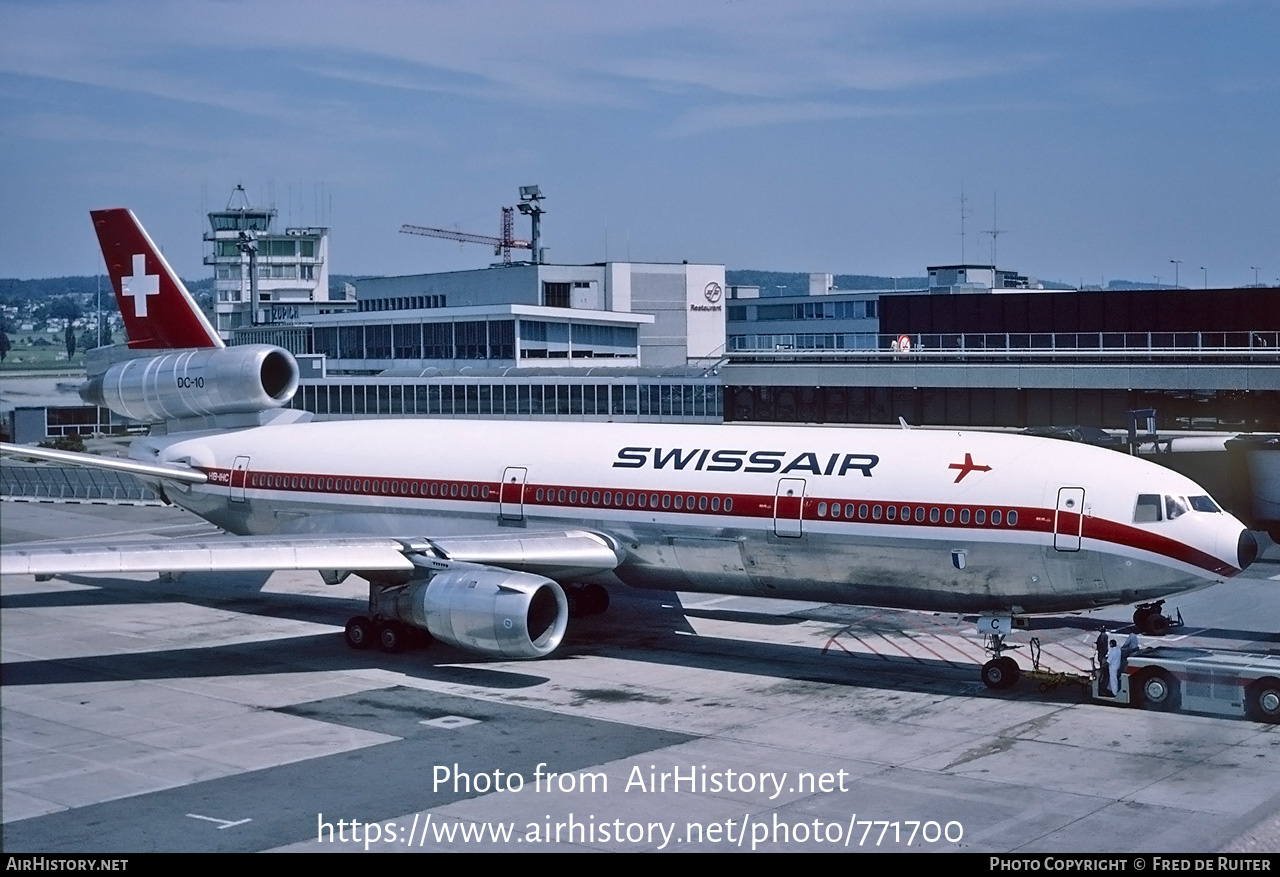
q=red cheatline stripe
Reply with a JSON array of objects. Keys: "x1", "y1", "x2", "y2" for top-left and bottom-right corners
[{"x1": 202, "y1": 466, "x2": 1238, "y2": 576}]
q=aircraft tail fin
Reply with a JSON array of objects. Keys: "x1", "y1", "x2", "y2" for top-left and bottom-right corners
[{"x1": 90, "y1": 208, "x2": 223, "y2": 350}]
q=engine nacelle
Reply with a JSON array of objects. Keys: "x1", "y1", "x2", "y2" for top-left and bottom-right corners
[
  {"x1": 81, "y1": 345, "x2": 299, "y2": 423},
  {"x1": 396, "y1": 567, "x2": 568, "y2": 659}
]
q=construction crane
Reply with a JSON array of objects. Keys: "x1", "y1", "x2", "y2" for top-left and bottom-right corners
[{"x1": 400, "y1": 207, "x2": 530, "y2": 265}]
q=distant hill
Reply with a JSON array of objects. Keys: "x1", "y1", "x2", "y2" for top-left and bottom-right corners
[
  {"x1": 0, "y1": 274, "x2": 363, "y2": 310},
  {"x1": 726, "y1": 270, "x2": 928, "y2": 296}
]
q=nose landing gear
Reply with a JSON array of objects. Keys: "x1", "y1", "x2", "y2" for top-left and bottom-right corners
[
  {"x1": 981, "y1": 632, "x2": 1023, "y2": 690},
  {"x1": 1132, "y1": 600, "x2": 1183, "y2": 636}
]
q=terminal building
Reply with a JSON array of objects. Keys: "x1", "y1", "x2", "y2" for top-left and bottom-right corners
[
  {"x1": 723, "y1": 285, "x2": 1280, "y2": 434},
  {"x1": 233, "y1": 259, "x2": 728, "y2": 423}
]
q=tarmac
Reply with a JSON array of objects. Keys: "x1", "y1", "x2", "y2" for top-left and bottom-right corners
[{"x1": 2, "y1": 497, "x2": 1279, "y2": 853}]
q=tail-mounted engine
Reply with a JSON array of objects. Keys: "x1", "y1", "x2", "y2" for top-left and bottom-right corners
[
  {"x1": 379, "y1": 566, "x2": 569, "y2": 659},
  {"x1": 80, "y1": 345, "x2": 299, "y2": 424}
]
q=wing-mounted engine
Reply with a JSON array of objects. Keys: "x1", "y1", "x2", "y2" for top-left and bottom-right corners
[
  {"x1": 80, "y1": 344, "x2": 300, "y2": 429},
  {"x1": 375, "y1": 565, "x2": 568, "y2": 659}
]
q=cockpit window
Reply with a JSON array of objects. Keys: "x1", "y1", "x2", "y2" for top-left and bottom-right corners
[
  {"x1": 1189, "y1": 495, "x2": 1220, "y2": 513},
  {"x1": 1165, "y1": 495, "x2": 1189, "y2": 520},
  {"x1": 1134, "y1": 494, "x2": 1162, "y2": 523}
]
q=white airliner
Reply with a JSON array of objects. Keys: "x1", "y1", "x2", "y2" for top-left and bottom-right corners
[{"x1": 0, "y1": 209, "x2": 1259, "y2": 689}]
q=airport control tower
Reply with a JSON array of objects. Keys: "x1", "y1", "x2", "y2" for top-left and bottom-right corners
[{"x1": 203, "y1": 185, "x2": 335, "y2": 341}]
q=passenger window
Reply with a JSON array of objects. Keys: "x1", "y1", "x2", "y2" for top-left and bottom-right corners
[
  {"x1": 944, "y1": 508, "x2": 955, "y2": 523},
  {"x1": 872, "y1": 505, "x2": 882, "y2": 520},
  {"x1": 1008, "y1": 510, "x2": 1018, "y2": 526},
  {"x1": 711, "y1": 497, "x2": 720, "y2": 512},
  {"x1": 724, "y1": 498, "x2": 733, "y2": 512},
  {"x1": 960, "y1": 508, "x2": 970, "y2": 524},
  {"x1": 991, "y1": 510, "x2": 1002, "y2": 525},
  {"x1": 929, "y1": 508, "x2": 940, "y2": 523},
  {"x1": 818, "y1": 502, "x2": 828, "y2": 517},
  {"x1": 886, "y1": 506, "x2": 896, "y2": 521},
  {"x1": 1134, "y1": 494, "x2": 1162, "y2": 523},
  {"x1": 975, "y1": 509, "x2": 986, "y2": 525}
]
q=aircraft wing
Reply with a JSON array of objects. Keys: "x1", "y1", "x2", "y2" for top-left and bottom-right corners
[{"x1": 0, "y1": 530, "x2": 624, "y2": 581}]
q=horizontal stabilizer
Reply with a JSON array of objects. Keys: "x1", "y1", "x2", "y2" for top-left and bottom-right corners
[{"x1": 0, "y1": 442, "x2": 209, "y2": 484}]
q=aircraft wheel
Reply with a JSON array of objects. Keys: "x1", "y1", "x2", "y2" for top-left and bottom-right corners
[
  {"x1": 379, "y1": 621, "x2": 406, "y2": 654},
  {"x1": 1134, "y1": 668, "x2": 1179, "y2": 711},
  {"x1": 345, "y1": 616, "x2": 375, "y2": 650},
  {"x1": 981, "y1": 657, "x2": 1020, "y2": 690},
  {"x1": 1140, "y1": 614, "x2": 1171, "y2": 636},
  {"x1": 1244, "y1": 678, "x2": 1280, "y2": 724}
]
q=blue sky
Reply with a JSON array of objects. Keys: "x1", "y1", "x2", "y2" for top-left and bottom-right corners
[{"x1": 1, "y1": 0, "x2": 1276, "y2": 287}]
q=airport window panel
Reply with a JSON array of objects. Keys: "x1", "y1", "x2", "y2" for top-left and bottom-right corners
[
  {"x1": 366, "y1": 325, "x2": 392, "y2": 359},
  {"x1": 570, "y1": 385, "x2": 583, "y2": 415},
  {"x1": 393, "y1": 324, "x2": 422, "y2": 359},
  {"x1": 556, "y1": 385, "x2": 571, "y2": 415},
  {"x1": 478, "y1": 384, "x2": 492, "y2": 415},
  {"x1": 424, "y1": 323, "x2": 454, "y2": 359},
  {"x1": 516, "y1": 385, "x2": 533, "y2": 415},
  {"x1": 490, "y1": 320, "x2": 514, "y2": 359},
  {"x1": 314, "y1": 327, "x2": 339, "y2": 358},
  {"x1": 456, "y1": 321, "x2": 488, "y2": 359},
  {"x1": 338, "y1": 326, "x2": 364, "y2": 359},
  {"x1": 624, "y1": 385, "x2": 638, "y2": 416}
]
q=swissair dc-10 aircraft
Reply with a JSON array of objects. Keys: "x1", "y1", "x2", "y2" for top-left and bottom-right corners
[{"x1": 0, "y1": 209, "x2": 1260, "y2": 689}]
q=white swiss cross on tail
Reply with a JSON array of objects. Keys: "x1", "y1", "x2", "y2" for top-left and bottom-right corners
[{"x1": 122, "y1": 254, "x2": 160, "y2": 318}]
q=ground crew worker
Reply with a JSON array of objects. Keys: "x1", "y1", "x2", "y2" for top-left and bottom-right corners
[{"x1": 1108, "y1": 638, "x2": 1123, "y2": 696}]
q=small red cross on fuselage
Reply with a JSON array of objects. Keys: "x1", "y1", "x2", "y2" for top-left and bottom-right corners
[{"x1": 949, "y1": 453, "x2": 992, "y2": 483}]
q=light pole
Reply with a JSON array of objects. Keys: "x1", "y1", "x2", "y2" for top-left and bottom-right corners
[
  {"x1": 1170, "y1": 259, "x2": 1181, "y2": 288},
  {"x1": 1252, "y1": 266, "x2": 1260, "y2": 287},
  {"x1": 1200, "y1": 266, "x2": 1207, "y2": 289}
]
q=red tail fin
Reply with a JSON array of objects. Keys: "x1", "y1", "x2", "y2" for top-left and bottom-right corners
[{"x1": 91, "y1": 208, "x2": 223, "y2": 349}]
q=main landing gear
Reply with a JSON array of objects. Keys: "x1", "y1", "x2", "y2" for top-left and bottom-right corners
[
  {"x1": 344, "y1": 612, "x2": 430, "y2": 654},
  {"x1": 981, "y1": 632, "x2": 1023, "y2": 690},
  {"x1": 343, "y1": 583, "x2": 432, "y2": 655},
  {"x1": 341, "y1": 581, "x2": 610, "y2": 655},
  {"x1": 1132, "y1": 600, "x2": 1182, "y2": 636}
]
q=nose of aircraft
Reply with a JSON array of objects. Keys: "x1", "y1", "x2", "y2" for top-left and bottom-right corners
[{"x1": 1237, "y1": 529, "x2": 1259, "y2": 571}]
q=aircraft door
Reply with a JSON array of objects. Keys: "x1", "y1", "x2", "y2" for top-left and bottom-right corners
[
  {"x1": 499, "y1": 467, "x2": 527, "y2": 521},
  {"x1": 774, "y1": 478, "x2": 806, "y2": 537},
  {"x1": 1054, "y1": 487, "x2": 1085, "y2": 551},
  {"x1": 230, "y1": 456, "x2": 250, "y2": 503}
]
